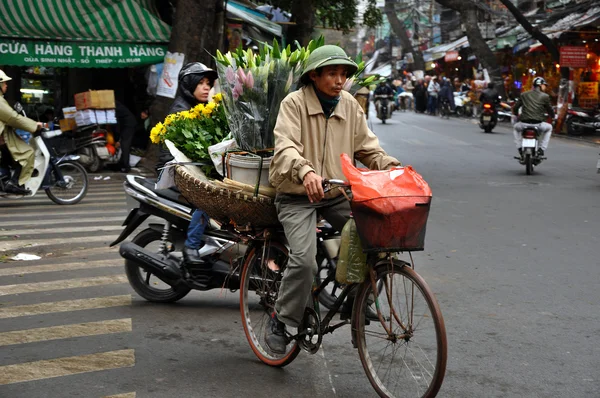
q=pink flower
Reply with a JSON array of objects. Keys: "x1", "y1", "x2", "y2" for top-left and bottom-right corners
[
  {"x1": 233, "y1": 81, "x2": 243, "y2": 100},
  {"x1": 225, "y1": 67, "x2": 235, "y2": 85},
  {"x1": 244, "y1": 71, "x2": 254, "y2": 89},
  {"x1": 237, "y1": 68, "x2": 247, "y2": 85},
  {"x1": 343, "y1": 77, "x2": 355, "y2": 92}
]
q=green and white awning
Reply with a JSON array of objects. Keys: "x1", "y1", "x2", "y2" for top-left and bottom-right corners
[
  {"x1": 0, "y1": 0, "x2": 170, "y2": 67},
  {"x1": 0, "y1": 0, "x2": 170, "y2": 43}
]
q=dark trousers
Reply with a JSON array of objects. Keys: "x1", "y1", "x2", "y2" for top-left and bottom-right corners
[{"x1": 119, "y1": 125, "x2": 135, "y2": 170}]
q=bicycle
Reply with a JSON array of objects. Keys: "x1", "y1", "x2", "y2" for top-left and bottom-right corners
[{"x1": 240, "y1": 179, "x2": 447, "y2": 398}]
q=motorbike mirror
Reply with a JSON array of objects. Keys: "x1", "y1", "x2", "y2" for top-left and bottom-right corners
[{"x1": 13, "y1": 102, "x2": 24, "y2": 114}]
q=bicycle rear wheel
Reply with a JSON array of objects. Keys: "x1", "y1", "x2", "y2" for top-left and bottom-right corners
[
  {"x1": 353, "y1": 259, "x2": 447, "y2": 398},
  {"x1": 240, "y1": 241, "x2": 300, "y2": 367}
]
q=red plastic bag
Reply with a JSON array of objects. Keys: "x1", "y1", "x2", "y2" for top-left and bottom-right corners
[{"x1": 340, "y1": 154, "x2": 432, "y2": 251}]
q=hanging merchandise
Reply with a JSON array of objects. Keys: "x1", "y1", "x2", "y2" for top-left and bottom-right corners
[{"x1": 156, "y1": 52, "x2": 185, "y2": 98}]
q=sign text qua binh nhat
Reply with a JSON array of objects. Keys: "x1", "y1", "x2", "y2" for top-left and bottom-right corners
[{"x1": 0, "y1": 39, "x2": 167, "y2": 68}]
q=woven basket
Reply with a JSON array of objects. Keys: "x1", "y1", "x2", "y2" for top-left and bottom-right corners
[{"x1": 175, "y1": 165, "x2": 280, "y2": 228}]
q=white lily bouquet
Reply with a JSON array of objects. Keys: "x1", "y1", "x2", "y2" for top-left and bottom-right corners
[{"x1": 215, "y1": 36, "x2": 384, "y2": 152}]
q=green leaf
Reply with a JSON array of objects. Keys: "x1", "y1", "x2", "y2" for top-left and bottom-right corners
[{"x1": 272, "y1": 39, "x2": 280, "y2": 59}]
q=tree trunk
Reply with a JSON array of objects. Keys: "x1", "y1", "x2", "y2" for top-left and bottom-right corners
[
  {"x1": 143, "y1": 0, "x2": 225, "y2": 173},
  {"x1": 384, "y1": 0, "x2": 425, "y2": 71},
  {"x1": 434, "y1": 0, "x2": 505, "y2": 98},
  {"x1": 286, "y1": 0, "x2": 316, "y2": 47},
  {"x1": 459, "y1": 9, "x2": 505, "y2": 99},
  {"x1": 497, "y1": 0, "x2": 570, "y2": 133}
]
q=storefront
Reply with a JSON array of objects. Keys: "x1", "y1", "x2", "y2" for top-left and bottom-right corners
[{"x1": 0, "y1": 0, "x2": 169, "y2": 119}]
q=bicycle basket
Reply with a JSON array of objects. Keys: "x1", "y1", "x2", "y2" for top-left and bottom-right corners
[
  {"x1": 351, "y1": 196, "x2": 431, "y2": 252},
  {"x1": 341, "y1": 153, "x2": 432, "y2": 252}
]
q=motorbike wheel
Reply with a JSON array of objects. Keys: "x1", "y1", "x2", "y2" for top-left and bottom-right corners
[
  {"x1": 45, "y1": 162, "x2": 89, "y2": 205},
  {"x1": 525, "y1": 153, "x2": 533, "y2": 175},
  {"x1": 80, "y1": 146, "x2": 102, "y2": 173},
  {"x1": 566, "y1": 117, "x2": 587, "y2": 136},
  {"x1": 124, "y1": 228, "x2": 191, "y2": 303},
  {"x1": 456, "y1": 107, "x2": 464, "y2": 117}
]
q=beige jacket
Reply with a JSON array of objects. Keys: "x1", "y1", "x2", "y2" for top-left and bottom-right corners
[
  {"x1": 269, "y1": 84, "x2": 400, "y2": 196},
  {"x1": 0, "y1": 94, "x2": 38, "y2": 185}
]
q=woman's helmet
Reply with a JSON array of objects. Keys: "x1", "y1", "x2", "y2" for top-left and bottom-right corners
[
  {"x1": 300, "y1": 45, "x2": 358, "y2": 85},
  {"x1": 532, "y1": 77, "x2": 547, "y2": 87},
  {"x1": 0, "y1": 69, "x2": 12, "y2": 83},
  {"x1": 177, "y1": 62, "x2": 218, "y2": 104},
  {"x1": 178, "y1": 62, "x2": 218, "y2": 83}
]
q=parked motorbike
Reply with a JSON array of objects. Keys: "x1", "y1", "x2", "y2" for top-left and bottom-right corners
[
  {"x1": 0, "y1": 103, "x2": 89, "y2": 204},
  {"x1": 374, "y1": 95, "x2": 393, "y2": 124},
  {"x1": 497, "y1": 100, "x2": 513, "y2": 123},
  {"x1": 565, "y1": 107, "x2": 600, "y2": 136},
  {"x1": 111, "y1": 174, "x2": 342, "y2": 306},
  {"x1": 514, "y1": 124, "x2": 545, "y2": 175},
  {"x1": 77, "y1": 127, "x2": 121, "y2": 172},
  {"x1": 454, "y1": 92, "x2": 472, "y2": 118}
]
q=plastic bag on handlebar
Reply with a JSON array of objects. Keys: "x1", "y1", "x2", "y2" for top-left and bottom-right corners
[{"x1": 340, "y1": 153, "x2": 432, "y2": 251}]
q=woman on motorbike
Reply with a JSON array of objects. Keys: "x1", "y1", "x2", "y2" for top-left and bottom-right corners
[
  {"x1": 0, "y1": 69, "x2": 43, "y2": 195},
  {"x1": 156, "y1": 62, "x2": 219, "y2": 265}
]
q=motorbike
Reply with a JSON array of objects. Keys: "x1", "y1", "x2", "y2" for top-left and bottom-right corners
[
  {"x1": 374, "y1": 95, "x2": 393, "y2": 124},
  {"x1": 565, "y1": 107, "x2": 600, "y2": 136},
  {"x1": 439, "y1": 98, "x2": 452, "y2": 119},
  {"x1": 497, "y1": 99, "x2": 513, "y2": 123},
  {"x1": 454, "y1": 92, "x2": 472, "y2": 118},
  {"x1": 111, "y1": 174, "x2": 342, "y2": 306},
  {"x1": 479, "y1": 101, "x2": 497, "y2": 133},
  {"x1": 0, "y1": 103, "x2": 89, "y2": 204},
  {"x1": 77, "y1": 127, "x2": 121, "y2": 172},
  {"x1": 514, "y1": 124, "x2": 545, "y2": 175}
]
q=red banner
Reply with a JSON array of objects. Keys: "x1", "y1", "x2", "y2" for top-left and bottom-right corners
[
  {"x1": 444, "y1": 51, "x2": 459, "y2": 62},
  {"x1": 559, "y1": 46, "x2": 588, "y2": 68}
]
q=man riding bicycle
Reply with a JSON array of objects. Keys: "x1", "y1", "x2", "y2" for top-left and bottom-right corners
[
  {"x1": 513, "y1": 77, "x2": 554, "y2": 159},
  {"x1": 266, "y1": 45, "x2": 401, "y2": 354}
]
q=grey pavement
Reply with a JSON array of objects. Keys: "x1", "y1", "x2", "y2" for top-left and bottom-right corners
[{"x1": 0, "y1": 108, "x2": 599, "y2": 397}]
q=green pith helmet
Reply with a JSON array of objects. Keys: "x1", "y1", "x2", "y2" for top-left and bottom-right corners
[{"x1": 300, "y1": 45, "x2": 358, "y2": 85}]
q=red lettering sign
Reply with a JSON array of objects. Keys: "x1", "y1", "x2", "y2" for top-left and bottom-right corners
[{"x1": 559, "y1": 46, "x2": 588, "y2": 68}]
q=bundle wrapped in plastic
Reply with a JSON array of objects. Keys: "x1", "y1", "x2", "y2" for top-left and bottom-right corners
[{"x1": 335, "y1": 218, "x2": 368, "y2": 284}]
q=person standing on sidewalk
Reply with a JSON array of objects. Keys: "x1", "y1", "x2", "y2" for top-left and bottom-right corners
[
  {"x1": 115, "y1": 101, "x2": 137, "y2": 173},
  {"x1": 265, "y1": 45, "x2": 401, "y2": 354},
  {"x1": 427, "y1": 76, "x2": 440, "y2": 115}
]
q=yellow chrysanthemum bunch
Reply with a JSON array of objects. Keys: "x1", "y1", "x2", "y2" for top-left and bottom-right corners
[{"x1": 149, "y1": 93, "x2": 230, "y2": 165}]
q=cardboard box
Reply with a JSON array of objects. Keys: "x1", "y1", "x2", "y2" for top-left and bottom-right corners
[
  {"x1": 74, "y1": 90, "x2": 115, "y2": 110},
  {"x1": 62, "y1": 106, "x2": 77, "y2": 119},
  {"x1": 75, "y1": 109, "x2": 97, "y2": 126},
  {"x1": 59, "y1": 118, "x2": 77, "y2": 131}
]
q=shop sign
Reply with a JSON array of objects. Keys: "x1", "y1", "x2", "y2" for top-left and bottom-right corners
[
  {"x1": 559, "y1": 46, "x2": 588, "y2": 68},
  {"x1": 156, "y1": 51, "x2": 185, "y2": 99},
  {"x1": 444, "y1": 51, "x2": 459, "y2": 62},
  {"x1": 579, "y1": 82, "x2": 598, "y2": 100},
  {"x1": 0, "y1": 39, "x2": 167, "y2": 68}
]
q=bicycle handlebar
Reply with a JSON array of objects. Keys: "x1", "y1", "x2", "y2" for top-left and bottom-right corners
[{"x1": 322, "y1": 178, "x2": 350, "y2": 193}]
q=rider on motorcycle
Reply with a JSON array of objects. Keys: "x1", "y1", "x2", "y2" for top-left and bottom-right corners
[
  {"x1": 512, "y1": 77, "x2": 554, "y2": 159},
  {"x1": 265, "y1": 45, "x2": 401, "y2": 354},
  {"x1": 373, "y1": 80, "x2": 395, "y2": 116},
  {"x1": 479, "y1": 82, "x2": 500, "y2": 121},
  {"x1": 156, "y1": 62, "x2": 219, "y2": 265},
  {"x1": 0, "y1": 69, "x2": 43, "y2": 195}
]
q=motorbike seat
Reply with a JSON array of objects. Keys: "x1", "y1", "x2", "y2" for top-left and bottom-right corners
[{"x1": 136, "y1": 176, "x2": 192, "y2": 207}]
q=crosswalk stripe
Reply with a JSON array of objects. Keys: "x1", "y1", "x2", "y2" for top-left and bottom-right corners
[
  {"x1": 0, "y1": 275, "x2": 128, "y2": 296},
  {"x1": 0, "y1": 216, "x2": 126, "y2": 228},
  {"x1": 0, "y1": 349, "x2": 135, "y2": 385},
  {"x1": 0, "y1": 201, "x2": 126, "y2": 209},
  {"x1": 103, "y1": 393, "x2": 136, "y2": 398},
  {"x1": 0, "y1": 234, "x2": 118, "y2": 252},
  {"x1": 0, "y1": 225, "x2": 124, "y2": 236},
  {"x1": 0, "y1": 210, "x2": 128, "y2": 219},
  {"x1": 0, "y1": 319, "x2": 132, "y2": 346},
  {"x1": 0, "y1": 259, "x2": 122, "y2": 276},
  {"x1": 0, "y1": 295, "x2": 131, "y2": 319}
]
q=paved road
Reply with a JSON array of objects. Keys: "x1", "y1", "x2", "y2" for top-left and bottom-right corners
[{"x1": 0, "y1": 109, "x2": 599, "y2": 397}]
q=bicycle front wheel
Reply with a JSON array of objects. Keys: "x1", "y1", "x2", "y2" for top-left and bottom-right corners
[
  {"x1": 353, "y1": 260, "x2": 447, "y2": 398},
  {"x1": 239, "y1": 241, "x2": 300, "y2": 367}
]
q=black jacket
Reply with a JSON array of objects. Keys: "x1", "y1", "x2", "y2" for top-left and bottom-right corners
[{"x1": 479, "y1": 88, "x2": 499, "y2": 104}]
